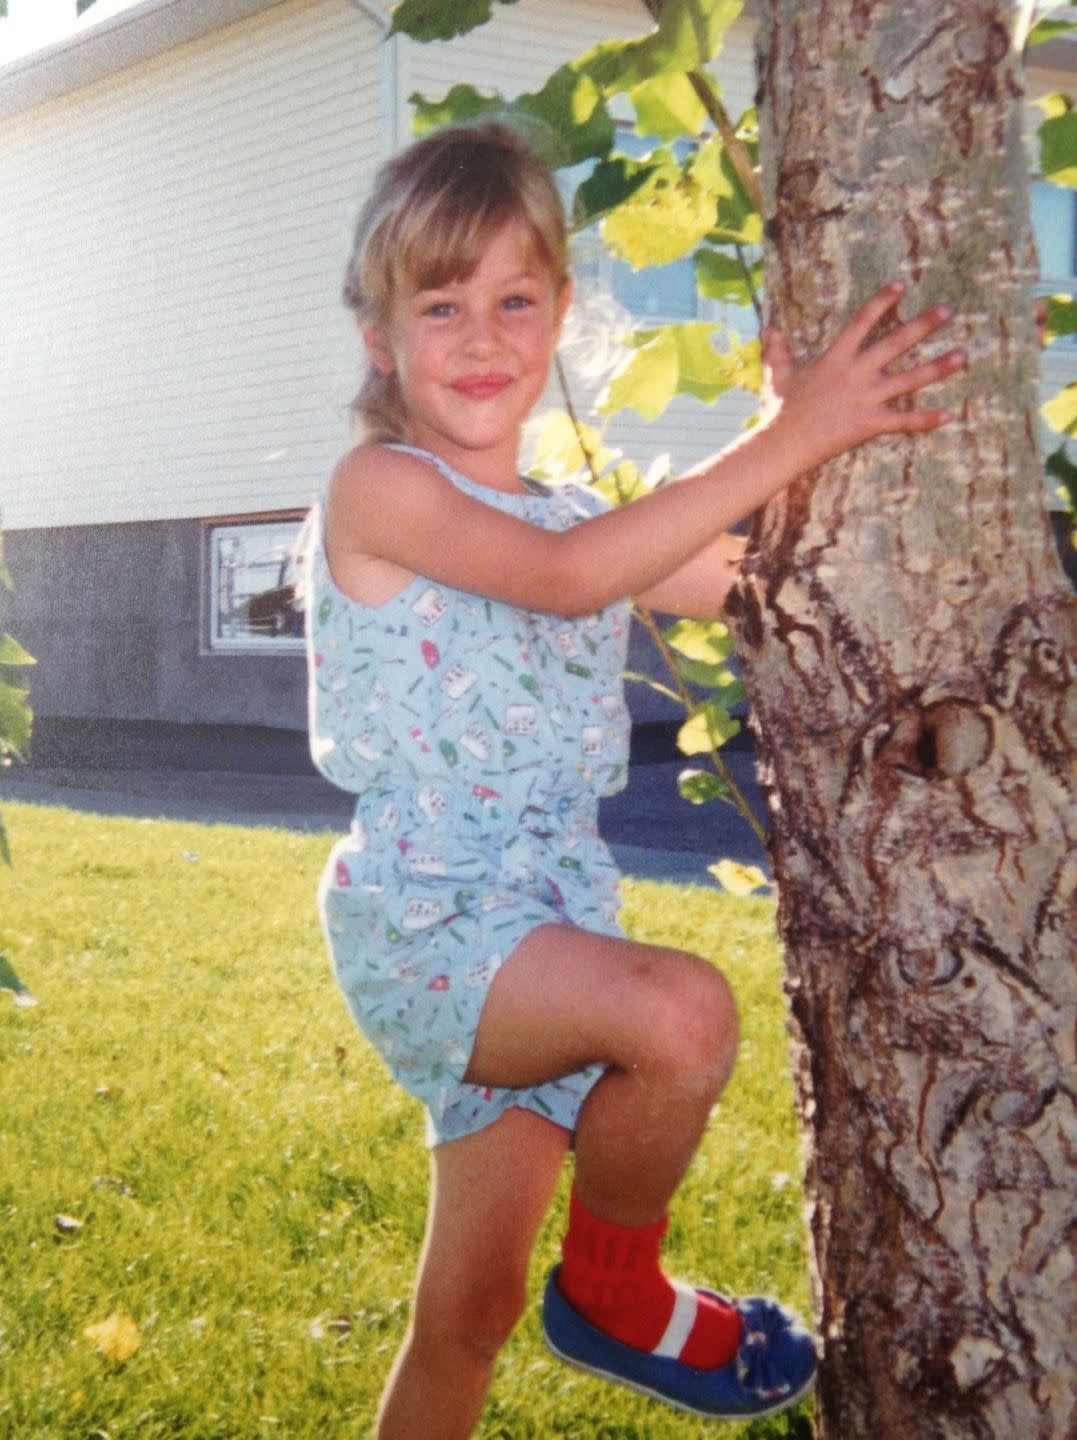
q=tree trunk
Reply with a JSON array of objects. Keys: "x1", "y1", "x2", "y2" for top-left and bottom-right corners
[{"x1": 731, "y1": 4, "x2": 1077, "y2": 1437}]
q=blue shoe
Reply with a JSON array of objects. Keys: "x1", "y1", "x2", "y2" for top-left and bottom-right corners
[{"x1": 541, "y1": 1266, "x2": 816, "y2": 1420}]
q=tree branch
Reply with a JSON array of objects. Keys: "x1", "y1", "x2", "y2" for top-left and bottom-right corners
[{"x1": 637, "y1": 0, "x2": 763, "y2": 214}]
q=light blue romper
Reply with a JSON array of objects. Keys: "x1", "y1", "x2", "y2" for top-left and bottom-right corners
[{"x1": 304, "y1": 445, "x2": 632, "y2": 1146}]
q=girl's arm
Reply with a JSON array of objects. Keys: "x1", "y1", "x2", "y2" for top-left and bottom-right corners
[
  {"x1": 327, "y1": 284, "x2": 964, "y2": 618},
  {"x1": 633, "y1": 533, "x2": 746, "y2": 618}
]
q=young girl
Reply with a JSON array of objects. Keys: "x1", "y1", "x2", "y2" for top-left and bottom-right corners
[{"x1": 304, "y1": 122, "x2": 963, "y2": 1438}]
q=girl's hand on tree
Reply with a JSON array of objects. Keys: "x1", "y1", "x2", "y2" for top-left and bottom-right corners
[{"x1": 761, "y1": 282, "x2": 966, "y2": 473}]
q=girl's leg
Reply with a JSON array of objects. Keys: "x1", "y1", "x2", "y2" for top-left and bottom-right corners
[
  {"x1": 463, "y1": 925, "x2": 739, "y2": 1225},
  {"x1": 376, "y1": 1107, "x2": 569, "y2": 1440}
]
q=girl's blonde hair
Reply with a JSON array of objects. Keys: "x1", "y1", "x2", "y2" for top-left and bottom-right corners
[{"x1": 342, "y1": 122, "x2": 569, "y2": 443}]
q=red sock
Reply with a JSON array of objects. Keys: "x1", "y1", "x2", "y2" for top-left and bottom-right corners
[{"x1": 557, "y1": 1189, "x2": 740, "y2": 1370}]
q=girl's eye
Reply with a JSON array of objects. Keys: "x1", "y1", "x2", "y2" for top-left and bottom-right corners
[
  {"x1": 423, "y1": 301, "x2": 455, "y2": 318},
  {"x1": 503, "y1": 294, "x2": 534, "y2": 312}
]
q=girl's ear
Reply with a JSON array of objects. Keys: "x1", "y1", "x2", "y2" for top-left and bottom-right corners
[{"x1": 363, "y1": 323, "x2": 395, "y2": 376}]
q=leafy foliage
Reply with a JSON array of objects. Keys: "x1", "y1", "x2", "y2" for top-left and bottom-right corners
[
  {"x1": 391, "y1": 0, "x2": 768, "y2": 854},
  {"x1": 388, "y1": 0, "x2": 1077, "y2": 852},
  {"x1": 0, "y1": 530, "x2": 34, "y2": 865},
  {"x1": 1035, "y1": 85, "x2": 1077, "y2": 540},
  {"x1": 1039, "y1": 93, "x2": 1077, "y2": 186},
  {"x1": 1025, "y1": 0, "x2": 1077, "y2": 48},
  {"x1": 389, "y1": 0, "x2": 521, "y2": 42}
]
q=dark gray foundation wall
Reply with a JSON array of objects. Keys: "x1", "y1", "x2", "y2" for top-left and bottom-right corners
[
  {"x1": 0, "y1": 517, "x2": 689, "y2": 733},
  {"x1": 0, "y1": 518, "x2": 308, "y2": 729}
]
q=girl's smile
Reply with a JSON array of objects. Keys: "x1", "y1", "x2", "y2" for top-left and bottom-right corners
[
  {"x1": 363, "y1": 221, "x2": 571, "y2": 491},
  {"x1": 452, "y1": 373, "x2": 514, "y2": 400}
]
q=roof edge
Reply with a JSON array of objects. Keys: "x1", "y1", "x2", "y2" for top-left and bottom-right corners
[{"x1": 0, "y1": 0, "x2": 293, "y2": 121}]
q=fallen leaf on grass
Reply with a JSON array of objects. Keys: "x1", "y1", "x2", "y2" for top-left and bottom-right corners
[
  {"x1": 54, "y1": 1213, "x2": 84, "y2": 1237},
  {"x1": 94, "y1": 1086, "x2": 123, "y2": 1102},
  {"x1": 708, "y1": 859, "x2": 770, "y2": 896},
  {"x1": 310, "y1": 1313, "x2": 353, "y2": 1340},
  {"x1": 83, "y1": 1313, "x2": 141, "y2": 1363}
]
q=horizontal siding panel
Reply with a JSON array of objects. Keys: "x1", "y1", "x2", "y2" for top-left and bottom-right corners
[
  {"x1": 2, "y1": 0, "x2": 379, "y2": 529},
  {"x1": 4, "y1": 0, "x2": 1074, "y2": 533}
]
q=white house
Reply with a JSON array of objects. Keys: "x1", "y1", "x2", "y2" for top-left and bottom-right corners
[{"x1": 1, "y1": 0, "x2": 1073, "y2": 738}]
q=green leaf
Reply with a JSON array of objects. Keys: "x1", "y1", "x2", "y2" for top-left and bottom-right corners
[
  {"x1": 601, "y1": 329, "x2": 681, "y2": 421},
  {"x1": 412, "y1": 68, "x2": 613, "y2": 170},
  {"x1": 571, "y1": 156, "x2": 656, "y2": 231},
  {"x1": 1043, "y1": 381, "x2": 1077, "y2": 436},
  {"x1": 678, "y1": 700, "x2": 741, "y2": 755},
  {"x1": 675, "y1": 327, "x2": 760, "y2": 401},
  {"x1": 0, "y1": 954, "x2": 31, "y2": 996},
  {"x1": 709, "y1": 143, "x2": 764, "y2": 243},
  {"x1": 577, "y1": 0, "x2": 745, "y2": 97},
  {"x1": 0, "y1": 635, "x2": 35, "y2": 667},
  {"x1": 0, "y1": 677, "x2": 32, "y2": 761},
  {"x1": 678, "y1": 767, "x2": 730, "y2": 804},
  {"x1": 695, "y1": 247, "x2": 763, "y2": 304},
  {"x1": 519, "y1": 67, "x2": 614, "y2": 168},
  {"x1": 1044, "y1": 294, "x2": 1077, "y2": 343},
  {"x1": 600, "y1": 148, "x2": 717, "y2": 268},
  {"x1": 630, "y1": 71, "x2": 714, "y2": 141},
  {"x1": 1040, "y1": 108, "x2": 1077, "y2": 188},
  {"x1": 672, "y1": 657, "x2": 745, "y2": 699},
  {"x1": 1046, "y1": 442, "x2": 1077, "y2": 516},
  {"x1": 1028, "y1": 19, "x2": 1077, "y2": 47},
  {"x1": 1035, "y1": 92, "x2": 1073, "y2": 122},
  {"x1": 601, "y1": 327, "x2": 761, "y2": 420},
  {"x1": 528, "y1": 411, "x2": 617, "y2": 484},
  {"x1": 389, "y1": 0, "x2": 521, "y2": 42},
  {"x1": 664, "y1": 617, "x2": 734, "y2": 663},
  {"x1": 595, "y1": 461, "x2": 652, "y2": 507},
  {"x1": 410, "y1": 83, "x2": 500, "y2": 134}
]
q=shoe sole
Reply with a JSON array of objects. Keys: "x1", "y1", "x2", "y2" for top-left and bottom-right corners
[{"x1": 544, "y1": 1329, "x2": 817, "y2": 1421}]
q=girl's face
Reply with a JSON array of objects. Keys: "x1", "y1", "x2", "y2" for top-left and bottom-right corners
[{"x1": 364, "y1": 220, "x2": 571, "y2": 490}]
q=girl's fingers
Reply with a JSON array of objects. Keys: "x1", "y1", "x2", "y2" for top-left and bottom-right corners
[
  {"x1": 1036, "y1": 298, "x2": 1048, "y2": 349},
  {"x1": 876, "y1": 348, "x2": 966, "y2": 403},
  {"x1": 761, "y1": 326, "x2": 795, "y2": 397},
  {"x1": 867, "y1": 303, "x2": 955, "y2": 372},
  {"x1": 830, "y1": 281, "x2": 907, "y2": 358},
  {"x1": 761, "y1": 325, "x2": 793, "y2": 370},
  {"x1": 882, "y1": 405, "x2": 952, "y2": 434}
]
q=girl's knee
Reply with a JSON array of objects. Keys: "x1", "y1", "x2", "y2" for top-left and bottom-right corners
[
  {"x1": 412, "y1": 1266, "x2": 528, "y2": 1365},
  {"x1": 635, "y1": 950, "x2": 738, "y2": 1095}
]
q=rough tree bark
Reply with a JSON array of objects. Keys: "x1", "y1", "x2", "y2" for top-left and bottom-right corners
[{"x1": 729, "y1": 4, "x2": 1076, "y2": 1437}]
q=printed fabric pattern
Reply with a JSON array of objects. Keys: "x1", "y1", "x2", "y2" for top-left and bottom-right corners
[{"x1": 304, "y1": 445, "x2": 633, "y2": 1144}]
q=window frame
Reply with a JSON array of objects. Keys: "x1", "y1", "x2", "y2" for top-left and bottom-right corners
[{"x1": 201, "y1": 510, "x2": 308, "y2": 656}]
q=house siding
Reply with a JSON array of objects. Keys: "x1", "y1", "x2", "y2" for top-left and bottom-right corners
[
  {"x1": 1, "y1": 0, "x2": 382, "y2": 533},
  {"x1": 0, "y1": 0, "x2": 1073, "y2": 731}
]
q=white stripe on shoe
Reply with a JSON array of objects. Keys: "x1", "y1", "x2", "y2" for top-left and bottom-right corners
[{"x1": 651, "y1": 1281, "x2": 699, "y2": 1359}]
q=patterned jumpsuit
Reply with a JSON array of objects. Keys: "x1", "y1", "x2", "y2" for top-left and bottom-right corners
[{"x1": 304, "y1": 446, "x2": 633, "y2": 1145}]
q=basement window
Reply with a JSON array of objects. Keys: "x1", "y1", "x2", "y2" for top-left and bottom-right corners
[{"x1": 204, "y1": 515, "x2": 307, "y2": 653}]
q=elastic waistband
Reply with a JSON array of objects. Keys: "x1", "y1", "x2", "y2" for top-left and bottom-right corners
[{"x1": 350, "y1": 774, "x2": 599, "y2": 839}]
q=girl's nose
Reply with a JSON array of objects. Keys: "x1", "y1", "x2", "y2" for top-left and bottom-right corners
[{"x1": 463, "y1": 308, "x2": 499, "y2": 352}]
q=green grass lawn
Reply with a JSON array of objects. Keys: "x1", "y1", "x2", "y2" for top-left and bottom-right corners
[{"x1": 0, "y1": 801, "x2": 812, "y2": 1440}]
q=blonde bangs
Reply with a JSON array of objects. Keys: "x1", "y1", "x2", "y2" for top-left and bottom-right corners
[{"x1": 352, "y1": 123, "x2": 567, "y2": 319}]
